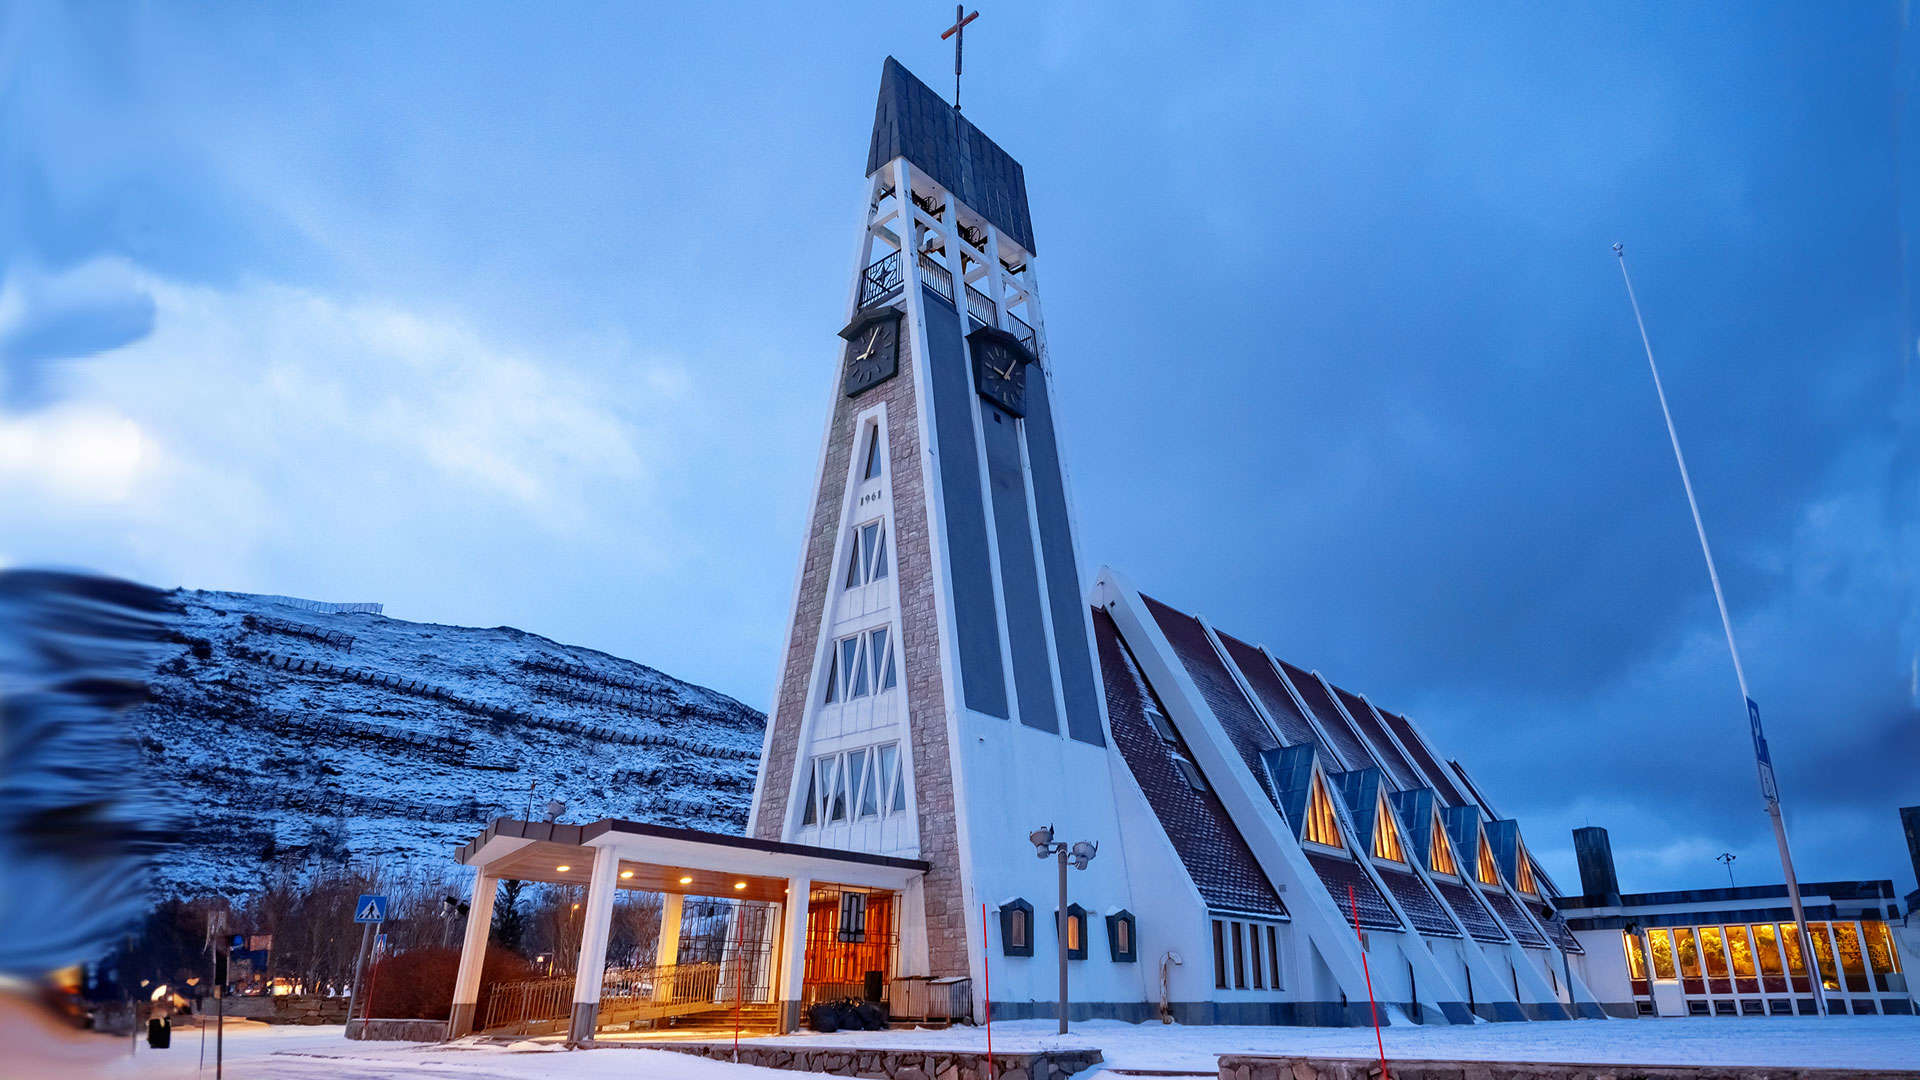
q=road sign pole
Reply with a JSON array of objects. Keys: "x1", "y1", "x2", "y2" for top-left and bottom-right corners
[{"x1": 346, "y1": 922, "x2": 372, "y2": 1031}]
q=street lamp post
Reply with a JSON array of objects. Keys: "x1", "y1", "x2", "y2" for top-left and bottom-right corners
[{"x1": 1029, "y1": 826, "x2": 1098, "y2": 1035}]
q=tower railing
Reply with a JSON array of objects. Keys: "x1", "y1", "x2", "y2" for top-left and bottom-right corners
[{"x1": 859, "y1": 251, "x2": 903, "y2": 307}]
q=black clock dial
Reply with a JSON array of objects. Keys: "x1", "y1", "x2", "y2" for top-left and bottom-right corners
[
  {"x1": 968, "y1": 327, "x2": 1034, "y2": 417},
  {"x1": 840, "y1": 308, "x2": 902, "y2": 397}
]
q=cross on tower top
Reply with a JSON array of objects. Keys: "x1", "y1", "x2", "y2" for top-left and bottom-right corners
[{"x1": 941, "y1": 5, "x2": 980, "y2": 111}]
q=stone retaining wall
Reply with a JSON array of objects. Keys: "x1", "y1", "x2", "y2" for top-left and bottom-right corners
[
  {"x1": 1219, "y1": 1054, "x2": 1920, "y2": 1080},
  {"x1": 344, "y1": 1019, "x2": 448, "y2": 1042},
  {"x1": 221, "y1": 995, "x2": 351, "y2": 1024},
  {"x1": 651, "y1": 1042, "x2": 1104, "y2": 1080}
]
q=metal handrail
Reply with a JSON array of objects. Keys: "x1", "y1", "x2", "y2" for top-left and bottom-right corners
[
  {"x1": 964, "y1": 283, "x2": 995, "y2": 327},
  {"x1": 859, "y1": 251, "x2": 903, "y2": 307},
  {"x1": 917, "y1": 254, "x2": 953, "y2": 300}
]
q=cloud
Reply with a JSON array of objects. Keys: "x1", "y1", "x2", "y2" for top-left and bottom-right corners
[
  {"x1": 0, "y1": 260, "x2": 157, "y2": 409},
  {"x1": 0, "y1": 258, "x2": 682, "y2": 587}
]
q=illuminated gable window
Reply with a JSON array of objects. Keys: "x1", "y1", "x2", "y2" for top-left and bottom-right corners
[
  {"x1": 1370, "y1": 796, "x2": 1406, "y2": 863},
  {"x1": 1429, "y1": 813, "x2": 1460, "y2": 876},
  {"x1": 844, "y1": 519, "x2": 890, "y2": 589},
  {"x1": 1475, "y1": 835, "x2": 1501, "y2": 886},
  {"x1": 1515, "y1": 847, "x2": 1539, "y2": 895},
  {"x1": 1303, "y1": 774, "x2": 1342, "y2": 848}
]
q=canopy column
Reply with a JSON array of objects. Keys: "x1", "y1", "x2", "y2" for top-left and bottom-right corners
[
  {"x1": 566, "y1": 846, "x2": 621, "y2": 1044},
  {"x1": 776, "y1": 876, "x2": 812, "y2": 1032},
  {"x1": 446, "y1": 868, "x2": 497, "y2": 1039},
  {"x1": 651, "y1": 894, "x2": 684, "y2": 1002}
]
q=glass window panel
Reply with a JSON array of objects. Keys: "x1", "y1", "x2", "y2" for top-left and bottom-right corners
[
  {"x1": 1623, "y1": 932, "x2": 1647, "y2": 979},
  {"x1": 822, "y1": 647, "x2": 839, "y2": 703},
  {"x1": 1808, "y1": 922, "x2": 1837, "y2": 990},
  {"x1": 826, "y1": 755, "x2": 848, "y2": 822},
  {"x1": 1752, "y1": 923, "x2": 1783, "y2": 976},
  {"x1": 1863, "y1": 921, "x2": 1900, "y2": 974},
  {"x1": 1476, "y1": 836, "x2": 1501, "y2": 886},
  {"x1": 1675, "y1": 927, "x2": 1700, "y2": 978},
  {"x1": 1268, "y1": 926, "x2": 1281, "y2": 988},
  {"x1": 863, "y1": 427, "x2": 882, "y2": 480},
  {"x1": 1834, "y1": 923, "x2": 1867, "y2": 989},
  {"x1": 1647, "y1": 929, "x2": 1676, "y2": 979},
  {"x1": 800, "y1": 763, "x2": 819, "y2": 826},
  {"x1": 1117, "y1": 917, "x2": 1130, "y2": 954},
  {"x1": 870, "y1": 526, "x2": 889, "y2": 581},
  {"x1": 1777, "y1": 923, "x2": 1807, "y2": 976},
  {"x1": 1231, "y1": 922, "x2": 1246, "y2": 988},
  {"x1": 1516, "y1": 850, "x2": 1538, "y2": 895},
  {"x1": 1212, "y1": 921, "x2": 1227, "y2": 989},
  {"x1": 1726, "y1": 926, "x2": 1756, "y2": 978},
  {"x1": 1249, "y1": 924, "x2": 1264, "y2": 990},
  {"x1": 876, "y1": 744, "x2": 899, "y2": 816},
  {"x1": 1011, "y1": 909, "x2": 1027, "y2": 948},
  {"x1": 851, "y1": 748, "x2": 877, "y2": 819},
  {"x1": 1430, "y1": 815, "x2": 1459, "y2": 876},
  {"x1": 871, "y1": 627, "x2": 896, "y2": 691},
  {"x1": 1068, "y1": 913, "x2": 1081, "y2": 952},
  {"x1": 890, "y1": 750, "x2": 907, "y2": 812},
  {"x1": 1372, "y1": 798, "x2": 1406, "y2": 863},
  {"x1": 1305, "y1": 775, "x2": 1342, "y2": 847},
  {"x1": 846, "y1": 535, "x2": 865, "y2": 588},
  {"x1": 850, "y1": 635, "x2": 871, "y2": 697},
  {"x1": 840, "y1": 637, "x2": 860, "y2": 695},
  {"x1": 1700, "y1": 926, "x2": 1728, "y2": 979}
]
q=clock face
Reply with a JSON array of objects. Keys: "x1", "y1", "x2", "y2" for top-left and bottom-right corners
[
  {"x1": 970, "y1": 332, "x2": 1031, "y2": 417},
  {"x1": 841, "y1": 310, "x2": 902, "y2": 397}
]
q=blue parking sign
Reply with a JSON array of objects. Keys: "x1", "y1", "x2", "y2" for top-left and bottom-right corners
[{"x1": 354, "y1": 894, "x2": 388, "y2": 924}]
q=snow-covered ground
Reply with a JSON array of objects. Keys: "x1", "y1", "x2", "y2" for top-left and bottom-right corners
[
  {"x1": 718, "y1": 1015, "x2": 1920, "y2": 1071},
  {"x1": 59, "y1": 1015, "x2": 1920, "y2": 1078}
]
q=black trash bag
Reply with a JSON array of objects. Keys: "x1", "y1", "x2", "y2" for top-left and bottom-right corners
[
  {"x1": 854, "y1": 1001, "x2": 887, "y2": 1030},
  {"x1": 806, "y1": 1002, "x2": 841, "y2": 1032},
  {"x1": 829, "y1": 999, "x2": 862, "y2": 1031},
  {"x1": 146, "y1": 1016, "x2": 171, "y2": 1049}
]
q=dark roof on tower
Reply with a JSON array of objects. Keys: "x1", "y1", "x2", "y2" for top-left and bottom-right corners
[{"x1": 867, "y1": 56, "x2": 1037, "y2": 255}]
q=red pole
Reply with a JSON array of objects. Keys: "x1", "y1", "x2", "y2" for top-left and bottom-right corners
[
  {"x1": 1348, "y1": 885, "x2": 1389, "y2": 1080},
  {"x1": 732, "y1": 906, "x2": 748, "y2": 1060},
  {"x1": 359, "y1": 940, "x2": 380, "y2": 1039},
  {"x1": 980, "y1": 903, "x2": 993, "y2": 1076}
]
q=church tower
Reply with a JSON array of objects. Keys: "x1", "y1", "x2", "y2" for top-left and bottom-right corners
[{"x1": 748, "y1": 58, "x2": 1132, "y2": 1007}]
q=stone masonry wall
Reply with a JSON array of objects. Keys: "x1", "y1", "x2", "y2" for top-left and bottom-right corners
[
  {"x1": 1218, "y1": 1055, "x2": 1920, "y2": 1080},
  {"x1": 658, "y1": 1042, "x2": 1103, "y2": 1080},
  {"x1": 752, "y1": 302, "x2": 971, "y2": 979}
]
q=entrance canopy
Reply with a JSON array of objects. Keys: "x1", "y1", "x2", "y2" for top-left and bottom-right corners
[
  {"x1": 456, "y1": 817, "x2": 927, "y2": 898},
  {"x1": 447, "y1": 817, "x2": 927, "y2": 1043}
]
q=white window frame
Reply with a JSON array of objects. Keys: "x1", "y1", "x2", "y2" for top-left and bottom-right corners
[
  {"x1": 823, "y1": 624, "x2": 898, "y2": 703},
  {"x1": 800, "y1": 740, "x2": 909, "y2": 829},
  {"x1": 843, "y1": 517, "x2": 890, "y2": 590}
]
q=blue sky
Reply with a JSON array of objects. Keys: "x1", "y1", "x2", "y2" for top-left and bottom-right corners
[{"x1": 5, "y1": 2, "x2": 1915, "y2": 895}]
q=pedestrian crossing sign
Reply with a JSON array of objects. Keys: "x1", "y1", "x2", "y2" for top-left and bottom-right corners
[{"x1": 354, "y1": 894, "x2": 388, "y2": 924}]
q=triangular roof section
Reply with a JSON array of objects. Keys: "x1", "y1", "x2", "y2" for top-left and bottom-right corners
[{"x1": 1092, "y1": 607, "x2": 1288, "y2": 920}]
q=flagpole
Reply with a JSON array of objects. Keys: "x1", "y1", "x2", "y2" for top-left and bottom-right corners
[{"x1": 1610, "y1": 243, "x2": 1826, "y2": 1016}]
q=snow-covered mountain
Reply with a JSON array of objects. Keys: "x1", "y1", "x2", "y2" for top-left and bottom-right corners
[{"x1": 135, "y1": 589, "x2": 766, "y2": 896}]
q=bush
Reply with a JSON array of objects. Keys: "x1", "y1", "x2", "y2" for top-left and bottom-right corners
[{"x1": 363, "y1": 947, "x2": 535, "y2": 1021}]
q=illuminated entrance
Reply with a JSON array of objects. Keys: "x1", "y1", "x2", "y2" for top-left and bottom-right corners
[{"x1": 445, "y1": 818, "x2": 926, "y2": 1040}]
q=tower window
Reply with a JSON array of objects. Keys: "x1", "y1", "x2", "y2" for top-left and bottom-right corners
[
  {"x1": 1371, "y1": 796, "x2": 1406, "y2": 863},
  {"x1": 862, "y1": 425, "x2": 884, "y2": 481},
  {"x1": 824, "y1": 625, "x2": 897, "y2": 703},
  {"x1": 1429, "y1": 813, "x2": 1460, "y2": 876},
  {"x1": 1303, "y1": 774, "x2": 1342, "y2": 848},
  {"x1": 1212, "y1": 920, "x2": 1227, "y2": 989},
  {"x1": 999, "y1": 899, "x2": 1034, "y2": 957},
  {"x1": 1476, "y1": 834, "x2": 1501, "y2": 886},
  {"x1": 800, "y1": 741, "x2": 907, "y2": 828},
  {"x1": 1171, "y1": 752, "x2": 1208, "y2": 793},
  {"x1": 844, "y1": 520, "x2": 890, "y2": 589}
]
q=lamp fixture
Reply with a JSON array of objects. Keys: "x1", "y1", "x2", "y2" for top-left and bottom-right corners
[
  {"x1": 679, "y1": 876, "x2": 693, "y2": 885},
  {"x1": 619, "y1": 869, "x2": 635, "y2": 879},
  {"x1": 733, "y1": 881, "x2": 748, "y2": 890},
  {"x1": 555, "y1": 864, "x2": 571, "y2": 872}
]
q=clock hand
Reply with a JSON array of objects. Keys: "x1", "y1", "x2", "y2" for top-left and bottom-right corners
[{"x1": 857, "y1": 327, "x2": 880, "y2": 360}]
